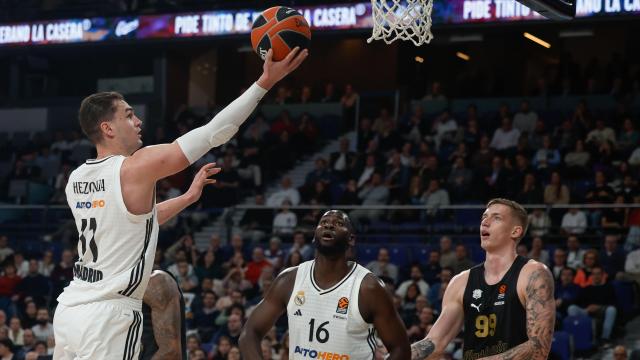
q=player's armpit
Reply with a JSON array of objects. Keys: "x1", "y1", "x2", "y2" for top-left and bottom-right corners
[
  {"x1": 239, "y1": 267, "x2": 297, "y2": 359},
  {"x1": 360, "y1": 274, "x2": 411, "y2": 360},
  {"x1": 143, "y1": 272, "x2": 182, "y2": 360},
  {"x1": 479, "y1": 263, "x2": 555, "y2": 360}
]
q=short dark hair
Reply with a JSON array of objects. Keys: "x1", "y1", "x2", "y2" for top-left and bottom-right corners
[
  {"x1": 79, "y1": 92, "x2": 124, "y2": 144},
  {"x1": 486, "y1": 198, "x2": 529, "y2": 240}
]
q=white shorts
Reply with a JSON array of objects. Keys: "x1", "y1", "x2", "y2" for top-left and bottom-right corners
[{"x1": 53, "y1": 298, "x2": 143, "y2": 360}]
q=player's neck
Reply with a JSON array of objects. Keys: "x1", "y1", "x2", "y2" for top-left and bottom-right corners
[
  {"x1": 313, "y1": 255, "x2": 351, "y2": 289},
  {"x1": 95, "y1": 143, "x2": 129, "y2": 159},
  {"x1": 484, "y1": 248, "x2": 517, "y2": 280}
]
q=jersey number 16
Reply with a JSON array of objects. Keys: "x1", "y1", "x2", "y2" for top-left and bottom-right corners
[{"x1": 308, "y1": 319, "x2": 330, "y2": 343}]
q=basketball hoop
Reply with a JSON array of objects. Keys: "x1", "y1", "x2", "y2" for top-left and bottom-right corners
[{"x1": 367, "y1": 0, "x2": 434, "y2": 46}]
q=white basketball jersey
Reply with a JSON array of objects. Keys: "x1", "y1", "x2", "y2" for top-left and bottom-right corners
[
  {"x1": 287, "y1": 260, "x2": 376, "y2": 360},
  {"x1": 58, "y1": 155, "x2": 158, "y2": 307}
]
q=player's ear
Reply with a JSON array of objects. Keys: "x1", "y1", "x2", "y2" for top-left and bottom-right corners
[
  {"x1": 348, "y1": 234, "x2": 356, "y2": 247},
  {"x1": 512, "y1": 225, "x2": 523, "y2": 240},
  {"x1": 100, "y1": 121, "x2": 114, "y2": 139}
]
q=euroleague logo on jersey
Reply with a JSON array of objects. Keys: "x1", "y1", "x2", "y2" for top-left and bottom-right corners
[
  {"x1": 336, "y1": 297, "x2": 349, "y2": 314},
  {"x1": 76, "y1": 199, "x2": 106, "y2": 209},
  {"x1": 498, "y1": 284, "x2": 507, "y2": 300}
]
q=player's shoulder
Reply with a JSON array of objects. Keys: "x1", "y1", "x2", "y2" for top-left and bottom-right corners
[{"x1": 520, "y1": 259, "x2": 552, "y2": 278}]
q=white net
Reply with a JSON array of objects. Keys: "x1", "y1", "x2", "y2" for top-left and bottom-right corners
[{"x1": 367, "y1": 0, "x2": 434, "y2": 46}]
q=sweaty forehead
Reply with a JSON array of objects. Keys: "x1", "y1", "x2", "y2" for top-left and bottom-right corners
[{"x1": 483, "y1": 204, "x2": 511, "y2": 217}]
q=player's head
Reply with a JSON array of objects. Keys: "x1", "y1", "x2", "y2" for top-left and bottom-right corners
[
  {"x1": 480, "y1": 198, "x2": 528, "y2": 252},
  {"x1": 79, "y1": 91, "x2": 143, "y2": 154},
  {"x1": 313, "y1": 210, "x2": 355, "y2": 258}
]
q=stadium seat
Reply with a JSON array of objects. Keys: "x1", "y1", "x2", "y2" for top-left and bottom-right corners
[
  {"x1": 550, "y1": 331, "x2": 572, "y2": 360},
  {"x1": 562, "y1": 315, "x2": 594, "y2": 352},
  {"x1": 388, "y1": 245, "x2": 409, "y2": 267},
  {"x1": 613, "y1": 280, "x2": 637, "y2": 317},
  {"x1": 355, "y1": 244, "x2": 379, "y2": 265}
]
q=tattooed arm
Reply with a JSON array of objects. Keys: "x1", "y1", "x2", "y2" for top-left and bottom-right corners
[
  {"x1": 143, "y1": 271, "x2": 183, "y2": 360},
  {"x1": 480, "y1": 262, "x2": 555, "y2": 360},
  {"x1": 408, "y1": 271, "x2": 468, "y2": 360}
]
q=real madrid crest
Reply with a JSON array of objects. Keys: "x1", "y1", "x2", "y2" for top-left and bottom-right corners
[{"x1": 294, "y1": 291, "x2": 305, "y2": 306}]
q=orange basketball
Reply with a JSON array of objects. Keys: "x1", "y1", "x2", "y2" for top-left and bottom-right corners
[{"x1": 251, "y1": 6, "x2": 311, "y2": 61}]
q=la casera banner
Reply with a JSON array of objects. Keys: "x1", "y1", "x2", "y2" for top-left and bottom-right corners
[{"x1": 0, "y1": 0, "x2": 638, "y2": 47}]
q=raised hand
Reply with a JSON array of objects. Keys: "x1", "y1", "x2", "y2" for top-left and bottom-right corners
[
  {"x1": 257, "y1": 47, "x2": 309, "y2": 90},
  {"x1": 186, "y1": 162, "x2": 221, "y2": 202}
]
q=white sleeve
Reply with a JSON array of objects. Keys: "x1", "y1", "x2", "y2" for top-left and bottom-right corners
[{"x1": 176, "y1": 83, "x2": 268, "y2": 164}]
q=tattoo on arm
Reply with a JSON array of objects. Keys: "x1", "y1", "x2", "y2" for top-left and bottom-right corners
[
  {"x1": 490, "y1": 267, "x2": 555, "y2": 360},
  {"x1": 410, "y1": 338, "x2": 435, "y2": 360},
  {"x1": 145, "y1": 276, "x2": 182, "y2": 360}
]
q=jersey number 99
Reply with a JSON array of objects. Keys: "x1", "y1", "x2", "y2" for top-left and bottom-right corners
[{"x1": 475, "y1": 313, "x2": 497, "y2": 338}]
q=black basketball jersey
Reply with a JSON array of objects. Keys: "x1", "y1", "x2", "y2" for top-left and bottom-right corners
[
  {"x1": 462, "y1": 256, "x2": 528, "y2": 360},
  {"x1": 139, "y1": 270, "x2": 187, "y2": 360}
]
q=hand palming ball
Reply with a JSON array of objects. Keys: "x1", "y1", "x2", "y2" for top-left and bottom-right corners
[{"x1": 251, "y1": 6, "x2": 311, "y2": 61}]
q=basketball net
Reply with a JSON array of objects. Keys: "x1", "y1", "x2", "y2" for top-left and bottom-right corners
[{"x1": 367, "y1": 0, "x2": 434, "y2": 46}]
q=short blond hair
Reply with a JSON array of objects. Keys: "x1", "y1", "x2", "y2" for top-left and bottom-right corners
[{"x1": 486, "y1": 198, "x2": 529, "y2": 240}]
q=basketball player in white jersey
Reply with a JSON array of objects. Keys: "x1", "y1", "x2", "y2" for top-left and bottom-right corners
[
  {"x1": 53, "y1": 47, "x2": 308, "y2": 360},
  {"x1": 407, "y1": 199, "x2": 555, "y2": 360},
  {"x1": 239, "y1": 210, "x2": 411, "y2": 359}
]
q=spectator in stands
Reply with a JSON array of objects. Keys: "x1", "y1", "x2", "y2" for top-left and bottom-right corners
[
  {"x1": 273, "y1": 87, "x2": 292, "y2": 106},
  {"x1": 555, "y1": 267, "x2": 579, "y2": 319},
  {"x1": 528, "y1": 209, "x2": 551, "y2": 238},
  {"x1": 561, "y1": 208, "x2": 588, "y2": 235},
  {"x1": 0, "y1": 339, "x2": 13, "y2": 360},
  {"x1": 50, "y1": 250, "x2": 74, "y2": 299},
  {"x1": 452, "y1": 244, "x2": 474, "y2": 275},
  {"x1": 574, "y1": 249, "x2": 607, "y2": 287},
  {"x1": 193, "y1": 291, "x2": 219, "y2": 342},
  {"x1": 12, "y1": 253, "x2": 28, "y2": 278},
  {"x1": 212, "y1": 335, "x2": 232, "y2": 359},
  {"x1": 568, "y1": 265, "x2": 616, "y2": 347},
  {"x1": 600, "y1": 234, "x2": 625, "y2": 281},
  {"x1": 586, "y1": 119, "x2": 616, "y2": 148},
  {"x1": 423, "y1": 81, "x2": 446, "y2": 101},
  {"x1": 304, "y1": 158, "x2": 332, "y2": 191},
  {"x1": 551, "y1": 248, "x2": 567, "y2": 280},
  {"x1": 554, "y1": 119, "x2": 577, "y2": 152},
  {"x1": 618, "y1": 118, "x2": 639, "y2": 157},
  {"x1": 483, "y1": 156, "x2": 509, "y2": 199},
  {"x1": 241, "y1": 194, "x2": 272, "y2": 242},
  {"x1": 350, "y1": 173, "x2": 388, "y2": 227},
  {"x1": 38, "y1": 251, "x2": 54, "y2": 277},
  {"x1": 429, "y1": 110, "x2": 457, "y2": 151},
  {"x1": 338, "y1": 179, "x2": 359, "y2": 205},
  {"x1": 566, "y1": 235, "x2": 587, "y2": 270},
  {"x1": 515, "y1": 173, "x2": 543, "y2": 205},
  {"x1": 287, "y1": 232, "x2": 313, "y2": 262},
  {"x1": 613, "y1": 345, "x2": 628, "y2": 360},
  {"x1": 0, "y1": 237, "x2": 13, "y2": 264},
  {"x1": 266, "y1": 177, "x2": 300, "y2": 207},
  {"x1": 340, "y1": 84, "x2": 358, "y2": 129},
  {"x1": 7, "y1": 317, "x2": 22, "y2": 347},
  {"x1": 298, "y1": 85, "x2": 313, "y2": 104},
  {"x1": 272, "y1": 200, "x2": 297, "y2": 237},
  {"x1": 427, "y1": 268, "x2": 453, "y2": 313},
  {"x1": 211, "y1": 313, "x2": 243, "y2": 346},
  {"x1": 447, "y1": 157, "x2": 473, "y2": 202},
  {"x1": 366, "y1": 248, "x2": 399, "y2": 284},
  {"x1": 16, "y1": 260, "x2": 50, "y2": 306},
  {"x1": 470, "y1": 136, "x2": 494, "y2": 174},
  {"x1": 400, "y1": 283, "x2": 420, "y2": 321},
  {"x1": 420, "y1": 179, "x2": 450, "y2": 218},
  {"x1": 174, "y1": 260, "x2": 199, "y2": 293},
  {"x1": 31, "y1": 308, "x2": 52, "y2": 342},
  {"x1": 407, "y1": 307, "x2": 435, "y2": 343},
  {"x1": 396, "y1": 265, "x2": 429, "y2": 298},
  {"x1": 629, "y1": 146, "x2": 640, "y2": 167},
  {"x1": 377, "y1": 117, "x2": 403, "y2": 154},
  {"x1": 489, "y1": 118, "x2": 520, "y2": 152},
  {"x1": 422, "y1": 250, "x2": 441, "y2": 285},
  {"x1": 330, "y1": 137, "x2": 356, "y2": 181},
  {"x1": 544, "y1": 171, "x2": 570, "y2": 205},
  {"x1": 439, "y1": 236, "x2": 456, "y2": 269},
  {"x1": 0, "y1": 264, "x2": 20, "y2": 316},
  {"x1": 244, "y1": 248, "x2": 271, "y2": 286},
  {"x1": 528, "y1": 236, "x2": 550, "y2": 265},
  {"x1": 403, "y1": 106, "x2": 428, "y2": 144},
  {"x1": 602, "y1": 195, "x2": 627, "y2": 231},
  {"x1": 513, "y1": 100, "x2": 538, "y2": 135},
  {"x1": 321, "y1": 83, "x2": 338, "y2": 103},
  {"x1": 20, "y1": 329, "x2": 35, "y2": 355},
  {"x1": 166, "y1": 234, "x2": 199, "y2": 264},
  {"x1": 532, "y1": 135, "x2": 561, "y2": 172},
  {"x1": 264, "y1": 237, "x2": 284, "y2": 270},
  {"x1": 195, "y1": 251, "x2": 224, "y2": 281}
]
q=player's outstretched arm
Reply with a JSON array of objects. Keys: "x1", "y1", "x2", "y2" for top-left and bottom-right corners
[
  {"x1": 408, "y1": 271, "x2": 467, "y2": 360},
  {"x1": 156, "y1": 162, "x2": 220, "y2": 225},
  {"x1": 143, "y1": 271, "x2": 183, "y2": 360},
  {"x1": 360, "y1": 274, "x2": 411, "y2": 359},
  {"x1": 123, "y1": 47, "x2": 308, "y2": 185},
  {"x1": 239, "y1": 267, "x2": 297, "y2": 359},
  {"x1": 479, "y1": 262, "x2": 555, "y2": 360}
]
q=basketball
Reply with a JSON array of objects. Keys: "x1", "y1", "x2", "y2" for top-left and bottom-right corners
[{"x1": 251, "y1": 6, "x2": 311, "y2": 61}]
